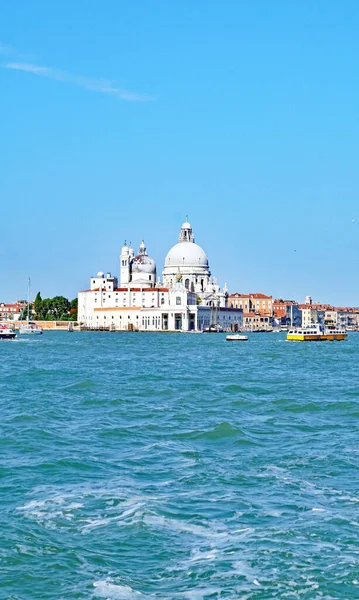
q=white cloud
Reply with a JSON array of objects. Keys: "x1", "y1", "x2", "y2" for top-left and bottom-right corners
[{"x1": 4, "y1": 61, "x2": 154, "y2": 102}]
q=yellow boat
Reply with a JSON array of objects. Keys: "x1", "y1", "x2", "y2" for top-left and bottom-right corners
[{"x1": 287, "y1": 324, "x2": 348, "y2": 342}]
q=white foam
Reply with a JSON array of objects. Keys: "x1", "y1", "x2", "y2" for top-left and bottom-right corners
[
  {"x1": 93, "y1": 579, "x2": 145, "y2": 599},
  {"x1": 190, "y1": 548, "x2": 217, "y2": 562}
]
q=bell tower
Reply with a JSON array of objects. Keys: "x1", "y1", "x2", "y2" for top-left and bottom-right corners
[{"x1": 120, "y1": 241, "x2": 130, "y2": 286}]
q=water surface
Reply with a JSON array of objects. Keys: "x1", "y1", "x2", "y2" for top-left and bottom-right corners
[{"x1": 1, "y1": 332, "x2": 359, "y2": 599}]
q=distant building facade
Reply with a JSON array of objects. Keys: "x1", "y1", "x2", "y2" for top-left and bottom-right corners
[
  {"x1": 273, "y1": 299, "x2": 301, "y2": 327},
  {"x1": 0, "y1": 302, "x2": 24, "y2": 322},
  {"x1": 228, "y1": 293, "x2": 273, "y2": 316}
]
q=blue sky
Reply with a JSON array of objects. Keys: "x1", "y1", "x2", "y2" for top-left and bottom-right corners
[{"x1": 1, "y1": 1, "x2": 358, "y2": 305}]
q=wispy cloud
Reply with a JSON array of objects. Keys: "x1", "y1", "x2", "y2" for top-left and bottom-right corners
[{"x1": 4, "y1": 61, "x2": 154, "y2": 102}]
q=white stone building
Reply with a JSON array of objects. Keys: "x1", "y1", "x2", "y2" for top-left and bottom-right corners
[{"x1": 78, "y1": 220, "x2": 243, "y2": 332}]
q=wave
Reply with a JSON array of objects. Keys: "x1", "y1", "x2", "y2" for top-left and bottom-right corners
[{"x1": 93, "y1": 579, "x2": 147, "y2": 599}]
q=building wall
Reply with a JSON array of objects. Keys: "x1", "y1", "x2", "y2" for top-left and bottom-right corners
[
  {"x1": 79, "y1": 285, "x2": 242, "y2": 332},
  {"x1": 243, "y1": 314, "x2": 272, "y2": 330},
  {"x1": 229, "y1": 294, "x2": 272, "y2": 316}
]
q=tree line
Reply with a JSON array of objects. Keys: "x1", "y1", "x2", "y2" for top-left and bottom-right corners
[{"x1": 21, "y1": 293, "x2": 78, "y2": 321}]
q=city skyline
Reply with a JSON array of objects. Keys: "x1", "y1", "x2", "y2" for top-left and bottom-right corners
[
  {"x1": 1, "y1": 2, "x2": 358, "y2": 304},
  {"x1": 1, "y1": 217, "x2": 358, "y2": 308}
]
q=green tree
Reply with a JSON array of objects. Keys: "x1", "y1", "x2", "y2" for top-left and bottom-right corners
[
  {"x1": 51, "y1": 296, "x2": 70, "y2": 320},
  {"x1": 34, "y1": 292, "x2": 42, "y2": 319},
  {"x1": 20, "y1": 303, "x2": 34, "y2": 321},
  {"x1": 38, "y1": 298, "x2": 53, "y2": 320}
]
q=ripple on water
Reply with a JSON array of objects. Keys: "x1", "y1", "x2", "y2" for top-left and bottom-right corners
[{"x1": 1, "y1": 331, "x2": 359, "y2": 599}]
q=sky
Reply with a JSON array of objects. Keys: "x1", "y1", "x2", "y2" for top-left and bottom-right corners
[{"x1": 1, "y1": 0, "x2": 358, "y2": 305}]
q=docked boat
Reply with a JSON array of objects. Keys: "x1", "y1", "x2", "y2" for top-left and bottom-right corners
[
  {"x1": 203, "y1": 325, "x2": 224, "y2": 333},
  {"x1": 0, "y1": 325, "x2": 16, "y2": 340},
  {"x1": 18, "y1": 278, "x2": 43, "y2": 336},
  {"x1": 19, "y1": 322, "x2": 43, "y2": 335},
  {"x1": 226, "y1": 334, "x2": 248, "y2": 341},
  {"x1": 287, "y1": 324, "x2": 347, "y2": 342}
]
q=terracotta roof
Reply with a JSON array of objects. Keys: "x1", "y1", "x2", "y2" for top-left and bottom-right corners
[
  {"x1": 142, "y1": 288, "x2": 169, "y2": 292},
  {"x1": 229, "y1": 293, "x2": 272, "y2": 299},
  {"x1": 273, "y1": 299, "x2": 297, "y2": 305}
]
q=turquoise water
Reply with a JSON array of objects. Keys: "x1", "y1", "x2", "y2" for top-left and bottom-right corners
[{"x1": 1, "y1": 332, "x2": 359, "y2": 599}]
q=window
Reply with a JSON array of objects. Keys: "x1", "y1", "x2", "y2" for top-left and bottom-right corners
[
  {"x1": 176, "y1": 297, "x2": 181, "y2": 305},
  {"x1": 161, "y1": 298, "x2": 165, "y2": 305}
]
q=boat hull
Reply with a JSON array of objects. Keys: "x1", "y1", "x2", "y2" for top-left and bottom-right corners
[
  {"x1": 19, "y1": 328, "x2": 43, "y2": 335},
  {"x1": 0, "y1": 332, "x2": 16, "y2": 340},
  {"x1": 287, "y1": 333, "x2": 347, "y2": 341}
]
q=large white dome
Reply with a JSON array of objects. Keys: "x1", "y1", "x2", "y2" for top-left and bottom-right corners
[{"x1": 165, "y1": 242, "x2": 209, "y2": 268}]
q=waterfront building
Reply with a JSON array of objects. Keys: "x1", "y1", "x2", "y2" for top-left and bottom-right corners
[
  {"x1": 299, "y1": 299, "x2": 332, "y2": 327},
  {"x1": 78, "y1": 220, "x2": 243, "y2": 332},
  {"x1": 0, "y1": 302, "x2": 24, "y2": 322},
  {"x1": 324, "y1": 309, "x2": 350, "y2": 330},
  {"x1": 273, "y1": 299, "x2": 301, "y2": 327},
  {"x1": 228, "y1": 293, "x2": 273, "y2": 316},
  {"x1": 242, "y1": 312, "x2": 272, "y2": 331}
]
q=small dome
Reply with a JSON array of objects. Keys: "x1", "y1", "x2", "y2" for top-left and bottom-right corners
[
  {"x1": 97, "y1": 271, "x2": 105, "y2": 277},
  {"x1": 165, "y1": 242, "x2": 208, "y2": 267},
  {"x1": 132, "y1": 254, "x2": 156, "y2": 274},
  {"x1": 182, "y1": 220, "x2": 191, "y2": 229},
  {"x1": 121, "y1": 242, "x2": 129, "y2": 255}
]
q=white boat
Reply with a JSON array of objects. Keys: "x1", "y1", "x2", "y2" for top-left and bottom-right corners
[
  {"x1": 203, "y1": 325, "x2": 224, "y2": 333},
  {"x1": 19, "y1": 322, "x2": 43, "y2": 335},
  {"x1": 19, "y1": 278, "x2": 43, "y2": 336},
  {"x1": 226, "y1": 334, "x2": 248, "y2": 341},
  {"x1": 0, "y1": 325, "x2": 16, "y2": 340}
]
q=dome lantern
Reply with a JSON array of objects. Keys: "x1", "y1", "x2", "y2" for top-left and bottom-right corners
[
  {"x1": 139, "y1": 239, "x2": 147, "y2": 255},
  {"x1": 179, "y1": 217, "x2": 194, "y2": 243}
]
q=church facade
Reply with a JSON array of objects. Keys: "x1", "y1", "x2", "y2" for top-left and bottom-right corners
[{"x1": 78, "y1": 220, "x2": 243, "y2": 331}]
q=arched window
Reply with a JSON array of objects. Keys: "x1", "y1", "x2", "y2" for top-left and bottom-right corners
[{"x1": 185, "y1": 279, "x2": 190, "y2": 289}]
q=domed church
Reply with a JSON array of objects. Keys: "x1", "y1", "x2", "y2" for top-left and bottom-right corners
[
  {"x1": 118, "y1": 220, "x2": 228, "y2": 307},
  {"x1": 163, "y1": 220, "x2": 227, "y2": 306},
  {"x1": 78, "y1": 219, "x2": 242, "y2": 332}
]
